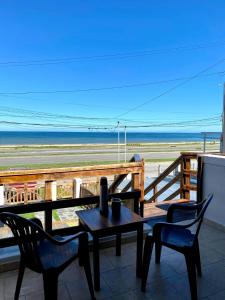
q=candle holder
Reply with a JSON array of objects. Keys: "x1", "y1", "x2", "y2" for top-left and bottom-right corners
[{"x1": 111, "y1": 198, "x2": 121, "y2": 218}]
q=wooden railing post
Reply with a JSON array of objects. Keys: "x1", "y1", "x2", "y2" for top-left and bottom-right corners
[
  {"x1": 140, "y1": 159, "x2": 145, "y2": 202},
  {"x1": 73, "y1": 178, "x2": 82, "y2": 198},
  {"x1": 131, "y1": 159, "x2": 145, "y2": 214},
  {"x1": 197, "y1": 155, "x2": 203, "y2": 203},
  {"x1": 44, "y1": 180, "x2": 55, "y2": 232},
  {"x1": 131, "y1": 173, "x2": 140, "y2": 211},
  {"x1": 181, "y1": 155, "x2": 191, "y2": 200},
  {"x1": 153, "y1": 185, "x2": 158, "y2": 202},
  {"x1": 24, "y1": 183, "x2": 28, "y2": 204},
  {"x1": 44, "y1": 180, "x2": 57, "y2": 201},
  {"x1": 180, "y1": 155, "x2": 184, "y2": 199}
]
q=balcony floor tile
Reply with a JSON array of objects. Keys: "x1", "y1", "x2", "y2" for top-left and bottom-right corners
[{"x1": 1, "y1": 222, "x2": 225, "y2": 299}]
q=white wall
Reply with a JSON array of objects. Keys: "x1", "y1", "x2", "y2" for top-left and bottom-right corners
[{"x1": 202, "y1": 155, "x2": 225, "y2": 228}]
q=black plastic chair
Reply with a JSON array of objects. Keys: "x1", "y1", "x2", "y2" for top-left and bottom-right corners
[
  {"x1": 0, "y1": 212, "x2": 96, "y2": 300},
  {"x1": 141, "y1": 194, "x2": 213, "y2": 300}
]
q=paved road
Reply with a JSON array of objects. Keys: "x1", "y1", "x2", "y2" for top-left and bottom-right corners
[{"x1": 0, "y1": 151, "x2": 180, "y2": 166}]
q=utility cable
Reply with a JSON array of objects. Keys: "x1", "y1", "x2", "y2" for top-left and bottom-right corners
[
  {"x1": 115, "y1": 56, "x2": 225, "y2": 118},
  {"x1": 0, "y1": 69, "x2": 225, "y2": 96},
  {"x1": 1, "y1": 39, "x2": 225, "y2": 67}
]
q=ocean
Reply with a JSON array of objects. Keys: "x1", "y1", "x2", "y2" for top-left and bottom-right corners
[{"x1": 0, "y1": 131, "x2": 218, "y2": 145}]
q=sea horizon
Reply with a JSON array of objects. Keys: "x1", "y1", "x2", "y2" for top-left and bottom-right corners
[{"x1": 0, "y1": 131, "x2": 221, "y2": 145}]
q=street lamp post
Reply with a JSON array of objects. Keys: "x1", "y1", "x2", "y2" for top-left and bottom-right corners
[{"x1": 222, "y1": 83, "x2": 225, "y2": 153}]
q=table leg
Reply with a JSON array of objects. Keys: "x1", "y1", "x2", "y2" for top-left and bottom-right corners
[
  {"x1": 116, "y1": 233, "x2": 121, "y2": 256},
  {"x1": 136, "y1": 223, "x2": 143, "y2": 277},
  {"x1": 93, "y1": 236, "x2": 100, "y2": 291}
]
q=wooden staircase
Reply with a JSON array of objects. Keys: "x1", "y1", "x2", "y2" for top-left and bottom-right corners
[{"x1": 109, "y1": 152, "x2": 199, "y2": 219}]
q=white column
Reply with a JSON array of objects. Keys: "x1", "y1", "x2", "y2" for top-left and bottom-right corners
[
  {"x1": 51, "y1": 181, "x2": 57, "y2": 201},
  {"x1": 117, "y1": 121, "x2": 120, "y2": 162},
  {"x1": 0, "y1": 185, "x2": 4, "y2": 205},
  {"x1": 73, "y1": 178, "x2": 82, "y2": 198}
]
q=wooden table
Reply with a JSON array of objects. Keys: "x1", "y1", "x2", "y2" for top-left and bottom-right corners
[{"x1": 76, "y1": 206, "x2": 144, "y2": 291}]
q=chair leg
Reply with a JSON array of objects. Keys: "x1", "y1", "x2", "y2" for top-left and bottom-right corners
[
  {"x1": 141, "y1": 236, "x2": 154, "y2": 292},
  {"x1": 195, "y1": 241, "x2": 202, "y2": 277},
  {"x1": 83, "y1": 254, "x2": 96, "y2": 300},
  {"x1": 185, "y1": 254, "x2": 198, "y2": 300},
  {"x1": 155, "y1": 242, "x2": 162, "y2": 264},
  {"x1": 79, "y1": 242, "x2": 85, "y2": 266},
  {"x1": 43, "y1": 273, "x2": 58, "y2": 300},
  {"x1": 14, "y1": 262, "x2": 25, "y2": 300},
  {"x1": 116, "y1": 233, "x2": 121, "y2": 256}
]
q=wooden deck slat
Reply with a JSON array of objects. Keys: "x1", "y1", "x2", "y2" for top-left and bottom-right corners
[
  {"x1": 144, "y1": 156, "x2": 182, "y2": 194},
  {"x1": 148, "y1": 174, "x2": 181, "y2": 202},
  {"x1": 144, "y1": 199, "x2": 189, "y2": 218}
]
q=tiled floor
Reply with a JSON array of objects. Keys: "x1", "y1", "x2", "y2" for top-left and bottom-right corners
[{"x1": 1, "y1": 222, "x2": 225, "y2": 300}]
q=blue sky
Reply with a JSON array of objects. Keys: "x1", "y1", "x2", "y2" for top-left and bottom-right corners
[{"x1": 0, "y1": 1, "x2": 225, "y2": 132}]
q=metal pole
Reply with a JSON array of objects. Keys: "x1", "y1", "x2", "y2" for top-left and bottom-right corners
[
  {"x1": 117, "y1": 121, "x2": 120, "y2": 162},
  {"x1": 203, "y1": 133, "x2": 206, "y2": 153},
  {"x1": 124, "y1": 126, "x2": 127, "y2": 162}
]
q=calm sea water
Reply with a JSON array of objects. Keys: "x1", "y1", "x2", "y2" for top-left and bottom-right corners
[{"x1": 0, "y1": 131, "x2": 215, "y2": 145}]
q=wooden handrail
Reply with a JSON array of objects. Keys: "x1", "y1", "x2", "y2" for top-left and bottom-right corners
[
  {"x1": 0, "y1": 161, "x2": 143, "y2": 184},
  {"x1": 0, "y1": 158, "x2": 145, "y2": 205},
  {"x1": 144, "y1": 156, "x2": 182, "y2": 195},
  {"x1": 164, "y1": 188, "x2": 181, "y2": 201},
  {"x1": 148, "y1": 174, "x2": 181, "y2": 202},
  {"x1": 109, "y1": 154, "x2": 143, "y2": 194},
  {"x1": 144, "y1": 152, "x2": 198, "y2": 203},
  {"x1": 121, "y1": 181, "x2": 132, "y2": 193}
]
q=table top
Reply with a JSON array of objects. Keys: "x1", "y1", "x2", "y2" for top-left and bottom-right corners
[{"x1": 76, "y1": 206, "x2": 144, "y2": 233}]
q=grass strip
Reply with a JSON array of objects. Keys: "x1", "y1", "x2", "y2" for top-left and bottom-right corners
[
  {"x1": 20, "y1": 212, "x2": 35, "y2": 219},
  {"x1": 52, "y1": 210, "x2": 60, "y2": 221},
  {"x1": 0, "y1": 158, "x2": 177, "y2": 171}
]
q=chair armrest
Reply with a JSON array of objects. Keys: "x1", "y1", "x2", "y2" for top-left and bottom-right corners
[
  {"x1": 166, "y1": 201, "x2": 201, "y2": 222},
  {"x1": 47, "y1": 231, "x2": 88, "y2": 246},
  {"x1": 152, "y1": 221, "x2": 191, "y2": 241},
  {"x1": 27, "y1": 218, "x2": 87, "y2": 246}
]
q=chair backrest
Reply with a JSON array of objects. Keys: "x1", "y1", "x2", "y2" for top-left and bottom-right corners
[
  {"x1": 0, "y1": 212, "x2": 45, "y2": 271},
  {"x1": 188, "y1": 193, "x2": 213, "y2": 241}
]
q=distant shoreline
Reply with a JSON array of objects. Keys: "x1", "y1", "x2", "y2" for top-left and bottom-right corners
[
  {"x1": 0, "y1": 141, "x2": 220, "y2": 148},
  {"x1": 0, "y1": 131, "x2": 220, "y2": 145},
  {"x1": 0, "y1": 141, "x2": 210, "y2": 147}
]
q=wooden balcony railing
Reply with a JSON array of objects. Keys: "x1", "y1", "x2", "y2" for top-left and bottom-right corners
[
  {"x1": 0, "y1": 152, "x2": 202, "y2": 241},
  {"x1": 0, "y1": 190, "x2": 142, "y2": 248},
  {"x1": 0, "y1": 158, "x2": 144, "y2": 203},
  {"x1": 0, "y1": 157, "x2": 144, "y2": 207},
  {"x1": 109, "y1": 154, "x2": 144, "y2": 194},
  {"x1": 0, "y1": 159, "x2": 145, "y2": 247},
  {"x1": 144, "y1": 152, "x2": 198, "y2": 203}
]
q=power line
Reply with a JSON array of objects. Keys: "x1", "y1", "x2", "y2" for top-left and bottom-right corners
[
  {"x1": 1, "y1": 40, "x2": 225, "y2": 67},
  {"x1": 115, "y1": 56, "x2": 225, "y2": 118},
  {"x1": 1, "y1": 105, "x2": 220, "y2": 127},
  {"x1": 126, "y1": 116, "x2": 221, "y2": 128},
  {"x1": 0, "y1": 114, "x2": 220, "y2": 130},
  {"x1": 0, "y1": 69, "x2": 225, "y2": 96}
]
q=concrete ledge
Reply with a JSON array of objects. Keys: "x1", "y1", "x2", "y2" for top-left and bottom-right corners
[{"x1": 203, "y1": 154, "x2": 225, "y2": 167}]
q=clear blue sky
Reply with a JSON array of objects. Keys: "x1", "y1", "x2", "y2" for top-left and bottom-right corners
[{"x1": 0, "y1": 0, "x2": 225, "y2": 132}]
